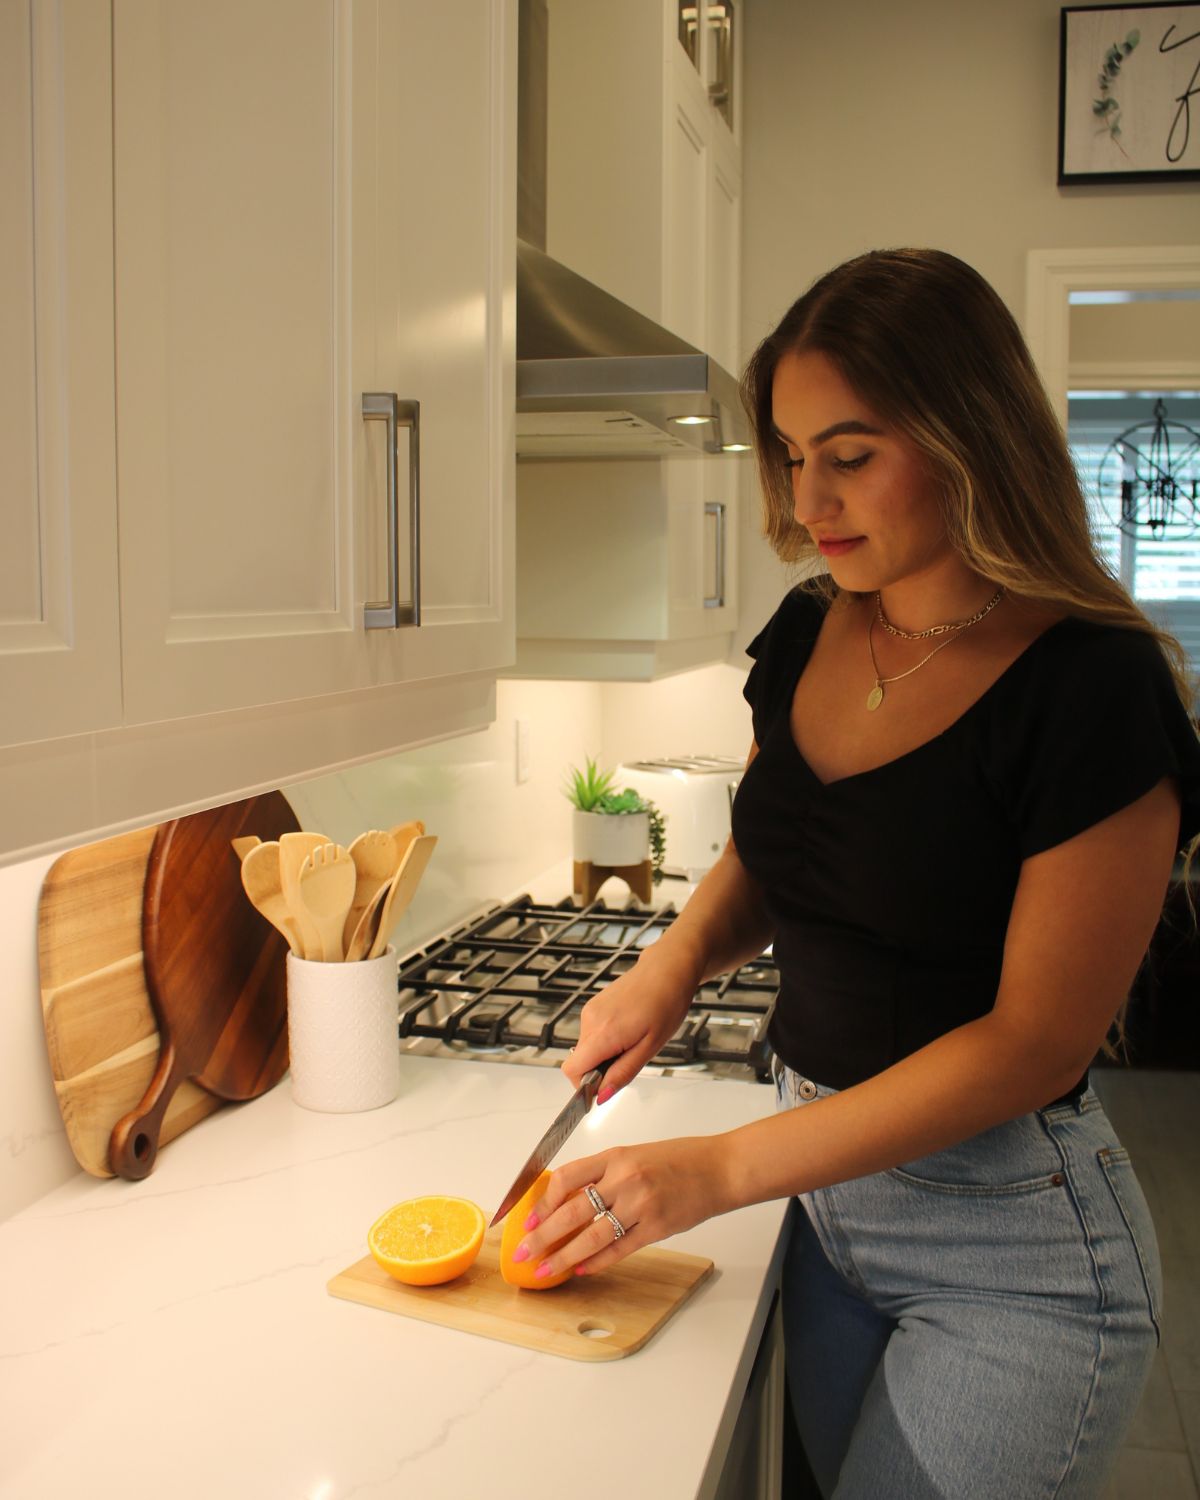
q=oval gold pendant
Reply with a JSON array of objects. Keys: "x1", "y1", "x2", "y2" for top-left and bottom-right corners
[{"x1": 866, "y1": 684, "x2": 884, "y2": 711}]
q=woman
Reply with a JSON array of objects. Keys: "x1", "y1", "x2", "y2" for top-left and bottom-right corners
[{"x1": 513, "y1": 249, "x2": 1200, "y2": 1497}]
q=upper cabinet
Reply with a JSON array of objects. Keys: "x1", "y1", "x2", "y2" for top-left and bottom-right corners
[
  {"x1": 0, "y1": 0, "x2": 515, "y2": 864},
  {"x1": 0, "y1": 2, "x2": 123, "y2": 746},
  {"x1": 544, "y1": 0, "x2": 741, "y2": 372},
  {"x1": 114, "y1": 0, "x2": 514, "y2": 722}
]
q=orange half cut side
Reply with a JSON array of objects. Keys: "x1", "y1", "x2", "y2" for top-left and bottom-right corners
[{"x1": 368, "y1": 1195, "x2": 486, "y2": 1286}]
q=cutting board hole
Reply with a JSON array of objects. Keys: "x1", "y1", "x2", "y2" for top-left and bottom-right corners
[
  {"x1": 132, "y1": 1134, "x2": 152, "y2": 1162},
  {"x1": 577, "y1": 1319, "x2": 615, "y2": 1339}
]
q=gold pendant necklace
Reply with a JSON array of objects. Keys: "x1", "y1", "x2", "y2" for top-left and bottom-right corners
[{"x1": 866, "y1": 586, "x2": 1004, "y2": 712}]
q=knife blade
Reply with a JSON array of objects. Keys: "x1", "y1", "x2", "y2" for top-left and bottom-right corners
[{"x1": 488, "y1": 1057, "x2": 616, "y2": 1228}]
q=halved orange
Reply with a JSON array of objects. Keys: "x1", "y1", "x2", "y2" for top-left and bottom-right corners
[
  {"x1": 368, "y1": 1195, "x2": 485, "y2": 1286},
  {"x1": 499, "y1": 1169, "x2": 577, "y2": 1289}
]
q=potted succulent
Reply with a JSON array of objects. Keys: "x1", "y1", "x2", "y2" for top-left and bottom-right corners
[{"x1": 565, "y1": 758, "x2": 667, "y2": 882}]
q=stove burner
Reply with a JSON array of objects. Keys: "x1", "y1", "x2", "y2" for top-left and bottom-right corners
[{"x1": 396, "y1": 894, "x2": 779, "y2": 1080}]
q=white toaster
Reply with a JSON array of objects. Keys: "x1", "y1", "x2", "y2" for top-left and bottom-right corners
[{"x1": 615, "y1": 755, "x2": 744, "y2": 883}]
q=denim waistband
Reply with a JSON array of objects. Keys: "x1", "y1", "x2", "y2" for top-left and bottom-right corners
[{"x1": 771, "y1": 1053, "x2": 1098, "y2": 1120}]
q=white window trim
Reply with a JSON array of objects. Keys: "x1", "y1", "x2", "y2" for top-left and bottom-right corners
[{"x1": 1024, "y1": 246, "x2": 1200, "y2": 431}]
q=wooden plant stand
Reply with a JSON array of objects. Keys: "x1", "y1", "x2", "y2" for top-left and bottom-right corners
[{"x1": 573, "y1": 857, "x2": 653, "y2": 905}]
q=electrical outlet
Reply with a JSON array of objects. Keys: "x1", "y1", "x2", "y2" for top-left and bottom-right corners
[{"x1": 515, "y1": 719, "x2": 531, "y2": 784}]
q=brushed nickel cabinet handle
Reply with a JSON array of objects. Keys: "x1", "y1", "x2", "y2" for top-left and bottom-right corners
[
  {"x1": 362, "y1": 393, "x2": 421, "y2": 629},
  {"x1": 704, "y1": 501, "x2": 726, "y2": 609}
]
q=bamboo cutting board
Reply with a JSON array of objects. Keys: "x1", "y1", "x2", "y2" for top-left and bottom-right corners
[
  {"x1": 37, "y1": 793, "x2": 298, "y2": 1177},
  {"x1": 327, "y1": 1233, "x2": 714, "y2": 1361}
]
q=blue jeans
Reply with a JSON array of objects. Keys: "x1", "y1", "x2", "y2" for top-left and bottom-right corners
[{"x1": 773, "y1": 1061, "x2": 1161, "y2": 1499}]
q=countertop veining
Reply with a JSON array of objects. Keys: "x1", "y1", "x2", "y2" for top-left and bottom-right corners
[{"x1": 0, "y1": 1051, "x2": 787, "y2": 1499}]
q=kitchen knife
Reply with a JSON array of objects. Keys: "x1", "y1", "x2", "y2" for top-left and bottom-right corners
[{"x1": 489, "y1": 1057, "x2": 616, "y2": 1228}]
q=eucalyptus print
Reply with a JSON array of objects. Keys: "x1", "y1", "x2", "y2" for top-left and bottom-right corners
[{"x1": 1094, "y1": 30, "x2": 1140, "y2": 150}]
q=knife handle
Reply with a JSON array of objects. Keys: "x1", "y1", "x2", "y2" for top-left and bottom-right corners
[{"x1": 581, "y1": 1055, "x2": 616, "y2": 1104}]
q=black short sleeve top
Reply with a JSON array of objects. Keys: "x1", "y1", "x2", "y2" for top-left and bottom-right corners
[{"x1": 730, "y1": 585, "x2": 1200, "y2": 1093}]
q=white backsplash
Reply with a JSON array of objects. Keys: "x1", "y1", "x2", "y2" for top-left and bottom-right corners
[{"x1": 0, "y1": 670, "x2": 750, "y2": 1220}]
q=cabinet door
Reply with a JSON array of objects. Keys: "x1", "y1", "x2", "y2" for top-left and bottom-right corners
[
  {"x1": 667, "y1": 457, "x2": 739, "y2": 640},
  {"x1": 369, "y1": 0, "x2": 515, "y2": 685},
  {"x1": 0, "y1": 1, "x2": 121, "y2": 746},
  {"x1": 113, "y1": 0, "x2": 513, "y2": 725}
]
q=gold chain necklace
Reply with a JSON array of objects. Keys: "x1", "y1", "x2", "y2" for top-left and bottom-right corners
[
  {"x1": 865, "y1": 586, "x2": 1005, "y2": 712},
  {"x1": 876, "y1": 585, "x2": 1005, "y2": 640}
]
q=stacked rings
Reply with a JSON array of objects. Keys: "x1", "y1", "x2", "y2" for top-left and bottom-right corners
[{"x1": 584, "y1": 1183, "x2": 627, "y2": 1240}]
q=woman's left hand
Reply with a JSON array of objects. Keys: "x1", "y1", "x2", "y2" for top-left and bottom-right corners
[{"x1": 512, "y1": 1135, "x2": 736, "y2": 1279}]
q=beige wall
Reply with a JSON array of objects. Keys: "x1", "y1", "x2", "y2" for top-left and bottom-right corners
[{"x1": 733, "y1": 0, "x2": 1200, "y2": 656}]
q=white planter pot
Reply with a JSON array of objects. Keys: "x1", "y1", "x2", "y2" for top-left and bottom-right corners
[{"x1": 572, "y1": 808, "x2": 649, "y2": 867}]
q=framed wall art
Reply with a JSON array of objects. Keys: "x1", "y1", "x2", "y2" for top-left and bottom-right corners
[{"x1": 1059, "y1": 4, "x2": 1200, "y2": 182}]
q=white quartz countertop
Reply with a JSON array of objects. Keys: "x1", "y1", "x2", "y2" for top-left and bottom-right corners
[{"x1": 0, "y1": 1053, "x2": 787, "y2": 1500}]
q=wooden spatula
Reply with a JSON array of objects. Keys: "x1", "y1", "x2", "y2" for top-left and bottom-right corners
[
  {"x1": 240, "y1": 841, "x2": 303, "y2": 955},
  {"x1": 297, "y1": 842, "x2": 356, "y2": 962},
  {"x1": 367, "y1": 834, "x2": 438, "y2": 959},
  {"x1": 279, "y1": 832, "x2": 331, "y2": 959},
  {"x1": 343, "y1": 829, "x2": 398, "y2": 953},
  {"x1": 342, "y1": 821, "x2": 425, "y2": 952}
]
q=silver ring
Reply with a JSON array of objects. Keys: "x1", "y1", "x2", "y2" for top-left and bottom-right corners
[
  {"x1": 584, "y1": 1184, "x2": 607, "y2": 1216},
  {"x1": 600, "y1": 1208, "x2": 626, "y2": 1240}
]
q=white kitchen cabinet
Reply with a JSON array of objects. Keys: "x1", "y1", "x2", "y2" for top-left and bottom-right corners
[
  {"x1": 0, "y1": 0, "x2": 515, "y2": 865},
  {"x1": 546, "y1": 0, "x2": 742, "y2": 371},
  {"x1": 114, "y1": 0, "x2": 514, "y2": 722},
  {"x1": 0, "y1": 1, "x2": 123, "y2": 745},
  {"x1": 512, "y1": 454, "x2": 742, "y2": 681}
]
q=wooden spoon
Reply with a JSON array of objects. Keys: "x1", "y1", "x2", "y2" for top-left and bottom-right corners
[
  {"x1": 367, "y1": 833, "x2": 438, "y2": 960},
  {"x1": 344, "y1": 878, "x2": 392, "y2": 963},
  {"x1": 240, "y1": 841, "x2": 304, "y2": 956},
  {"x1": 231, "y1": 835, "x2": 261, "y2": 862},
  {"x1": 279, "y1": 832, "x2": 331, "y2": 959},
  {"x1": 388, "y1": 818, "x2": 425, "y2": 845},
  {"x1": 297, "y1": 842, "x2": 356, "y2": 962},
  {"x1": 341, "y1": 821, "x2": 426, "y2": 952},
  {"x1": 342, "y1": 829, "x2": 399, "y2": 954}
]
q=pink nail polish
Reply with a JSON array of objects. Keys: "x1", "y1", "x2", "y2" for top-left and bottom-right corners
[
  {"x1": 574, "y1": 1265, "x2": 588, "y2": 1276},
  {"x1": 597, "y1": 1085, "x2": 615, "y2": 1106},
  {"x1": 512, "y1": 1244, "x2": 529, "y2": 1263},
  {"x1": 524, "y1": 1212, "x2": 540, "y2": 1231},
  {"x1": 535, "y1": 1262, "x2": 551, "y2": 1279}
]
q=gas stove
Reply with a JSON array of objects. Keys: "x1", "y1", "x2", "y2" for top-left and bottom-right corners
[{"x1": 394, "y1": 893, "x2": 779, "y2": 1083}]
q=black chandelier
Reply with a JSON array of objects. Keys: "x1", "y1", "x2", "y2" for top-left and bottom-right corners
[{"x1": 1096, "y1": 398, "x2": 1200, "y2": 542}]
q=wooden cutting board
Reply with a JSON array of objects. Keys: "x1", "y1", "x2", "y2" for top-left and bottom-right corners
[
  {"x1": 38, "y1": 792, "x2": 299, "y2": 1178},
  {"x1": 327, "y1": 1233, "x2": 714, "y2": 1361}
]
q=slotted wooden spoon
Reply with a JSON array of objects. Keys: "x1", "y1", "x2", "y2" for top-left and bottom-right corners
[
  {"x1": 279, "y1": 832, "x2": 331, "y2": 959},
  {"x1": 343, "y1": 821, "x2": 425, "y2": 953},
  {"x1": 297, "y1": 842, "x2": 356, "y2": 962}
]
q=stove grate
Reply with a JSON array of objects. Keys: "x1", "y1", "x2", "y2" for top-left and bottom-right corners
[{"x1": 395, "y1": 894, "x2": 779, "y2": 1079}]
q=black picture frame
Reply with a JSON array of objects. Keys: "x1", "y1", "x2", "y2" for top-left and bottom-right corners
[{"x1": 1058, "y1": 3, "x2": 1200, "y2": 182}]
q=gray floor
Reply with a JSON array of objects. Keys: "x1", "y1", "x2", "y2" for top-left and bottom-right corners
[{"x1": 1094, "y1": 1070, "x2": 1200, "y2": 1499}]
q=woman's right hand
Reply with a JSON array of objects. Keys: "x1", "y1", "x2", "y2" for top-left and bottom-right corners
[{"x1": 562, "y1": 946, "x2": 697, "y2": 1098}]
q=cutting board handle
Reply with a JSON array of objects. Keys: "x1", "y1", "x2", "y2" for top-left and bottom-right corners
[{"x1": 109, "y1": 1039, "x2": 182, "y2": 1180}]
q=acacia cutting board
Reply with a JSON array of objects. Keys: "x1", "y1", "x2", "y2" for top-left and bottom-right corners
[
  {"x1": 327, "y1": 1233, "x2": 714, "y2": 1361},
  {"x1": 37, "y1": 792, "x2": 299, "y2": 1178}
]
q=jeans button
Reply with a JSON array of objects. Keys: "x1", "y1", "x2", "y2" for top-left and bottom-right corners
[{"x1": 798, "y1": 1078, "x2": 818, "y2": 1101}]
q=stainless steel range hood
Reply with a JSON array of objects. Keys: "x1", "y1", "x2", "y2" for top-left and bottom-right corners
[
  {"x1": 516, "y1": 0, "x2": 749, "y2": 460},
  {"x1": 516, "y1": 241, "x2": 749, "y2": 458}
]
